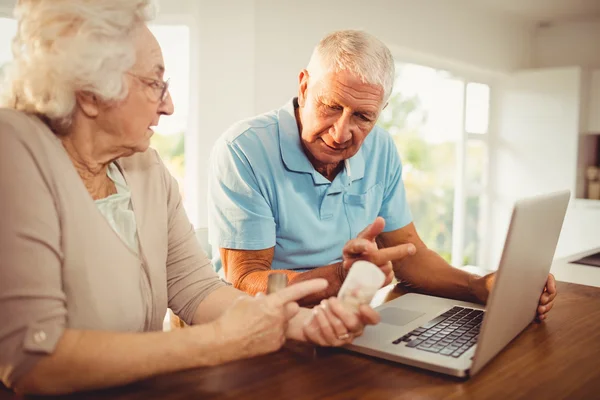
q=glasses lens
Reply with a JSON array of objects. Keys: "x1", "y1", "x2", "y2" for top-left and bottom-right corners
[{"x1": 161, "y1": 79, "x2": 170, "y2": 102}]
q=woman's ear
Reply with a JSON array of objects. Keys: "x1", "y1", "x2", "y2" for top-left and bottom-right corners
[{"x1": 75, "y1": 91, "x2": 100, "y2": 118}]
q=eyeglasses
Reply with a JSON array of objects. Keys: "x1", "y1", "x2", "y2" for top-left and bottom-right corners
[{"x1": 127, "y1": 73, "x2": 170, "y2": 103}]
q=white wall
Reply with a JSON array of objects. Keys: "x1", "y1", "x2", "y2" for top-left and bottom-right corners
[
  {"x1": 0, "y1": 0, "x2": 13, "y2": 14},
  {"x1": 189, "y1": 1, "x2": 256, "y2": 227},
  {"x1": 533, "y1": 19, "x2": 600, "y2": 69},
  {"x1": 253, "y1": 0, "x2": 532, "y2": 114},
  {"x1": 489, "y1": 67, "x2": 600, "y2": 267},
  {"x1": 529, "y1": 19, "x2": 600, "y2": 258}
]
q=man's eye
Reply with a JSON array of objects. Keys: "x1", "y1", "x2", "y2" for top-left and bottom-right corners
[{"x1": 357, "y1": 114, "x2": 371, "y2": 122}]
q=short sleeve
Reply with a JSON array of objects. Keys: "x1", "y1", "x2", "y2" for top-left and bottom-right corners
[
  {"x1": 160, "y1": 155, "x2": 226, "y2": 325},
  {"x1": 378, "y1": 134, "x2": 413, "y2": 232},
  {"x1": 0, "y1": 118, "x2": 67, "y2": 388},
  {"x1": 207, "y1": 137, "x2": 276, "y2": 250}
]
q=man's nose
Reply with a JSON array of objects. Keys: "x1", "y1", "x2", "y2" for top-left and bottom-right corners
[{"x1": 331, "y1": 112, "x2": 352, "y2": 144}]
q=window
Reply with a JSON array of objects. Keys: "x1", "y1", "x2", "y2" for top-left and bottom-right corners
[
  {"x1": 465, "y1": 83, "x2": 490, "y2": 135},
  {"x1": 378, "y1": 63, "x2": 490, "y2": 267},
  {"x1": 148, "y1": 24, "x2": 191, "y2": 201}
]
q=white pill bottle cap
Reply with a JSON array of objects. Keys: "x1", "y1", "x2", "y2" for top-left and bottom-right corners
[{"x1": 338, "y1": 260, "x2": 386, "y2": 312}]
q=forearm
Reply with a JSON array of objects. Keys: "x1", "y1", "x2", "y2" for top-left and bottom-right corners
[
  {"x1": 15, "y1": 325, "x2": 225, "y2": 395},
  {"x1": 222, "y1": 248, "x2": 345, "y2": 307},
  {"x1": 191, "y1": 285, "x2": 247, "y2": 325},
  {"x1": 237, "y1": 264, "x2": 344, "y2": 307},
  {"x1": 394, "y1": 248, "x2": 481, "y2": 303},
  {"x1": 288, "y1": 263, "x2": 345, "y2": 306},
  {"x1": 234, "y1": 269, "x2": 298, "y2": 295}
]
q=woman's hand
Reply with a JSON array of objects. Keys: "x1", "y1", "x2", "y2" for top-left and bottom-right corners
[
  {"x1": 212, "y1": 279, "x2": 328, "y2": 363},
  {"x1": 301, "y1": 297, "x2": 380, "y2": 347}
]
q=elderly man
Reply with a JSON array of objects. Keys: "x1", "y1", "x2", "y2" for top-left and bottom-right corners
[{"x1": 208, "y1": 30, "x2": 557, "y2": 317}]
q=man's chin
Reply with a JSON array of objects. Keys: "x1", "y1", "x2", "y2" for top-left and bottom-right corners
[
  {"x1": 312, "y1": 152, "x2": 347, "y2": 166},
  {"x1": 304, "y1": 143, "x2": 351, "y2": 166}
]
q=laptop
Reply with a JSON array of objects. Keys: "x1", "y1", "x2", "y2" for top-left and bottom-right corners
[{"x1": 345, "y1": 190, "x2": 570, "y2": 378}]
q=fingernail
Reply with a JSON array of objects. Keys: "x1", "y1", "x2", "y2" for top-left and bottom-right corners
[{"x1": 408, "y1": 245, "x2": 416, "y2": 255}]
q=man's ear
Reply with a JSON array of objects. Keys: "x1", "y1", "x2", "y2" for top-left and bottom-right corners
[
  {"x1": 75, "y1": 91, "x2": 100, "y2": 118},
  {"x1": 297, "y1": 69, "x2": 310, "y2": 107}
]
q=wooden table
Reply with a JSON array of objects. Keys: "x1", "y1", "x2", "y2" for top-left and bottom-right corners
[{"x1": 2, "y1": 281, "x2": 600, "y2": 400}]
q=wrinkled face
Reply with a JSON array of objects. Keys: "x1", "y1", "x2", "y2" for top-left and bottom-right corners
[
  {"x1": 297, "y1": 69, "x2": 385, "y2": 166},
  {"x1": 93, "y1": 24, "x2": 174, "y2": 155}
]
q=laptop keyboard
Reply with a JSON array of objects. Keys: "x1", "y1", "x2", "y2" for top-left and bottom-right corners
[{"x1": 392, "y1": 306, "x2": 485, "y2": 358}]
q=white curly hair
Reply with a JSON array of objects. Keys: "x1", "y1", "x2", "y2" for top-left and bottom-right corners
[
  {"x1": 0, "y1": 0, "x2": 156, "y2": 129},
  {"x1": 307, "y1": 30, "x2": 395, "y2": 103}
]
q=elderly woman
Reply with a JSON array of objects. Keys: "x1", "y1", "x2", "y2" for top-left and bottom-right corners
[{"x1": 0, "y1": 0, "x2": 381, "y2": 395}]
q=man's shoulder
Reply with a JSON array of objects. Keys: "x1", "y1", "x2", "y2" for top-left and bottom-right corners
[
  {"x1": 362, "y1": 125, "x2": 395, "y2": 154},
  {"x1": 221, "y1": 109, "x2": 280, "y2": 146}
]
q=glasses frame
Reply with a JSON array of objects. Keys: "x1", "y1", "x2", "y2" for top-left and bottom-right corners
[{"x1": 127, "y1": 72, "x2": 170, "y2": 103}]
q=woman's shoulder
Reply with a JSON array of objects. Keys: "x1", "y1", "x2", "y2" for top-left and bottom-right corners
[
  {"x1": 0, "y1": 107, "x2": 32, "y2": 123},
  {"x1": 0, "y1": 108, "x2": 60, "y2": 158},
  {"x1": 0, "y1": 108, "x2": 50, "y2": 138}
]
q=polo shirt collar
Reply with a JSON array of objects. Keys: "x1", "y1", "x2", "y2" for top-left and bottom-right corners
[{"x1": 278, "y1": 97, "x2": 365, "y2": 184}]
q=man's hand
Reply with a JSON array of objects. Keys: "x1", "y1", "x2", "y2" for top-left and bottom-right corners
[
  {"x1": 342, "y1": 217, "x2": 416, "y2": 286},
  {"x1": 535, "y1": 274, "x2": 557, "y2": 321},
  {"x1": 472, "y1": 273, "x2": 557, "y2": 321}
]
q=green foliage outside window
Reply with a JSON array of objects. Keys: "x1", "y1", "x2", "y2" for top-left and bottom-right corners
[
  {"x1": 378, "y1": 89, "x2": 484, "y2": 266},
  {"x1": 377, "y1": 91, "x2": 455, "y2": 264}
]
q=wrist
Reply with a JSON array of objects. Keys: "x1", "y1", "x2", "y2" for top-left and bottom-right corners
[
  {"x1": 336, "y1": 262, "x2": 347, "y2": 284},
  {"x1": 285, "y1": 308, "x2": 310, "y2": 342},
  {"x1": 468, "y1": 274, "x2": 489, "y2": 304},
  {"x1": 191, "y1": 320, "x2": 236, "y2": 367}
]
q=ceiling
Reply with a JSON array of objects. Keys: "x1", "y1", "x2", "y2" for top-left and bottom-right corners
[{"x1": 476, "y1": 0, "x2": 600, "y2": 24}]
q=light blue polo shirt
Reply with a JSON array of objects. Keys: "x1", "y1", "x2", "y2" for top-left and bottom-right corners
[{"x1": 208, "y1": 98, "x2": 412, "y2": 272}]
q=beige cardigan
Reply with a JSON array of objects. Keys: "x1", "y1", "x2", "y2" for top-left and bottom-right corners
[{"x1": 0, "y1": 109, "x2": 225, "y2": 386}]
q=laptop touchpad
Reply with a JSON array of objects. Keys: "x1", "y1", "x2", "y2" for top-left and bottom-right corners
[{"x1": 380, "y1": 308, "x2": 425, "y2": 326}]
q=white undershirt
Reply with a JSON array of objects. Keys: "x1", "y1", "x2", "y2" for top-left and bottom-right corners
[{"x1": 94, "y1": 163, "x2": 140, "y2": 254}]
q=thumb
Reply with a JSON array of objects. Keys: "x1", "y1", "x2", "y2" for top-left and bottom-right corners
[{"x1": 357, "y1": 217, "x2": 386, "y2": 241}]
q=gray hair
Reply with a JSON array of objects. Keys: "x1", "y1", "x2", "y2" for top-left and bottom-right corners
[
  {"x1": 306, "y1": 30, "x2": 395, "y2": 102},
  {"x1": 0, "y1": 0, "x2": 156, "y2": 129}
]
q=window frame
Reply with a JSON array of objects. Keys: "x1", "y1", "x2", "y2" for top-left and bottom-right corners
[
  {"x1": 388, "y1": 46, "x2": 497, "y2": 267},
  {"x1": 451, "y1": 82, "x2": 491, "y2": 268}
]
